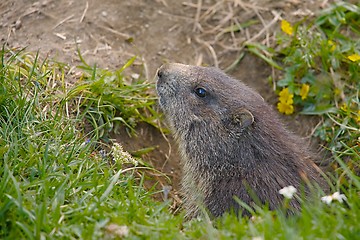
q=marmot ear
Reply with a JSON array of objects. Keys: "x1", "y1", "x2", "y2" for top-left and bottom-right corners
[
  {"x1": 231, "y1": 108, "x2": 254, "y2": 129},
  {"x1": 224, "y1": 108, "x2": 254, "y2": 136}
]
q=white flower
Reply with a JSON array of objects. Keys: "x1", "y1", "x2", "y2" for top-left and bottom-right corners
[
  {"x1": 321, "y1": 192, "x2": 347, "y2": 205},
  {"x1": 111, "y1": 143, "x2": 138, "y2": 166},
  {"x1": 105, "y1": 224, "x2": 129, "y2": 238},
  {"x1": 320, "y1": 195, "x2": 333, "y2": 205},
  {"x1": 250, "y1": 216, "x2": 263, "y2": 223},
  {"x1": 279, "y1": 186, "x2": 297, "y2": 199},
  {"x1": 332, "y1": 192, "x2": 347, "y2": 203}
]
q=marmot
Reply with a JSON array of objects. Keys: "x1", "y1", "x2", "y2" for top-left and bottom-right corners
[{"x1": 156, "y1": 63, "x2": 326, "y2": 218}]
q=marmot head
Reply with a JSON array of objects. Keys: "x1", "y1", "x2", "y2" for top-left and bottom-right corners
[{"x1": 156, "y1": 63, "x2": 268, "y2": 139}]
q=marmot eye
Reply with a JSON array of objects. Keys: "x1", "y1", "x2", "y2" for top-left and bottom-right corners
[{"x1": 195, "y1": 87, "x2": 207, "y2": 98}]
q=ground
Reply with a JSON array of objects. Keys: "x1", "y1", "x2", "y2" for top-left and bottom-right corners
[{"x1": 0, "y1": 0, "x2": 330, "y2": 198}]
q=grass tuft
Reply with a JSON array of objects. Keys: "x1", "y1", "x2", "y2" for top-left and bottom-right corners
[{"x1": 65, "y1": 50, "x2": 160, "y2": 140}]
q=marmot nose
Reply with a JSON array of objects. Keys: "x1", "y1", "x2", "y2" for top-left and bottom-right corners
[
  {"x1": 157, "y1": 68, "x2": 164, "y2": 79},
  {"x1": 156, "y1": 63, "x2": 187, "y2": 82},
  {"x1": 156, "y1": 64, "x2": 170, "y2": 84},
  {"x1": 157, "y1": 64, "x2": 170, "y2": 79},
  {"x1": 156, "y1": 65, "x2": 168, "y2": 86}
]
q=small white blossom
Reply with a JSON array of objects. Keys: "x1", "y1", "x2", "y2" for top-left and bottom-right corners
[
  {"x1": 332, "y1": 192, "x2": 347, "y2": 203},
  {"x1": 105, "y1": 224, "x2": 129, "y2": 238},
  {"x1": 279, "y1": 186, "x2": 297, "y2": 199},
  {"x1": 320, "y1": 195, "x2": 333, "y2": 205},
  {"x1": 321, "y1": 192, "x2": 347, "y2": 205},
  {"x1": 111, "y1": 143, "x2": 138, "y2": 166},
  {"x1": 250, "y1": 215, "x2": 263, "y2": 223},
  {"x1": 252, "y1": 237, "x2": 264, "y2": 240}
]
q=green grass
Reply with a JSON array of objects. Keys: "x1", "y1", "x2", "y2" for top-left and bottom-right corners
[
  {"x1": 1, "y1": 2, "x2": 360, "y2": 238},
  {"x1": 0, "y1": 47, "x2": 181, "y2": 239},
  {"x1": 66, "y1": 50, "x2": 160, "y2": 140}
]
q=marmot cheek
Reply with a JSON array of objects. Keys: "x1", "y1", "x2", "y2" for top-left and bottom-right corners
[{"x1": 158, "y1": 96, "x2": 167, "y2": 109}]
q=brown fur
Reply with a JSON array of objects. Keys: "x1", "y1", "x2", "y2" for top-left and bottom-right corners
[{"x1": 156, "y1": 63, "x2": 326, "y2": 218}]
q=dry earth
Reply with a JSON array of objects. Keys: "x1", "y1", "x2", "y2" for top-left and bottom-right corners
[{"x1": 1, "y1": 0, "x2": 333, "y2": 201}]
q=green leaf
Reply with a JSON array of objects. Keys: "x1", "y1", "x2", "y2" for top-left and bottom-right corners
[
  {"x1": 300, "y1": 104, "x2": 338, "y2": 115},
  {"x1": 246, "y1": 43, "x2": 283, "y2": 70},
  {"x1": 220, "y1": 20, "x2": 259, "y2": 34},
  {"x1": 118, "y1": 56, "x2": 137, "y2": 74}
]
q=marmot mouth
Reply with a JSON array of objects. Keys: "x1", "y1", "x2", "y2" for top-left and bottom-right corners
[
  {"x1": 156, "y1": 86, "x2": 173, "y2": 110},
  {"x1": 155, "y1": 82, "x2": 169, "y2": 109},
  {"x1": 155, "y1": 74, "x2": 178, "y2": 98}
]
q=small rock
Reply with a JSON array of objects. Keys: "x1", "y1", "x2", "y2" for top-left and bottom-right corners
[
  {"x1": 131, "y1": 73, "x2": 140, "y2": 79},
  {"x1": 14, "y1": 19, "x2": 22, "y2": 30}
]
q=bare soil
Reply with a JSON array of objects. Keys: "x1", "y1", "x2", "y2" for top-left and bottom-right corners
[{"x1": 1, "y1": 0, "x2": 331, "y2": 199}]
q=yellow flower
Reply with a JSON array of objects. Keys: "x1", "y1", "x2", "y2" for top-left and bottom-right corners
[
  {"x1": 328, "y1": 40, "x2": 336, "y2": 52},
  {"x1": 334, "y1": 88, "x2": 341, "y2": 96},
  {"x1": 347, "y1": 54, "x2": 360, "y2": 62},
  {"x1": 281, "y1": 20, "x2": 293, "y2": 36},
  {"x1": 278, "y1": 88, "x2": 294, "y2": 114},
  {"x1": 299, "y1": 84, "x2": 310, "y2": 100},
  {"x1": 277, "y1": 101, "x2": 294, "y2": 115},
  {"x1": 340, "y1": 104, "x2": 347, "y2": 112},
  {"x1": 356, "y1": 110, "x2": 360, "y2": 122},
  {"x1": 279, "y1": 88, "x2": 294, "y2": 103}
]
